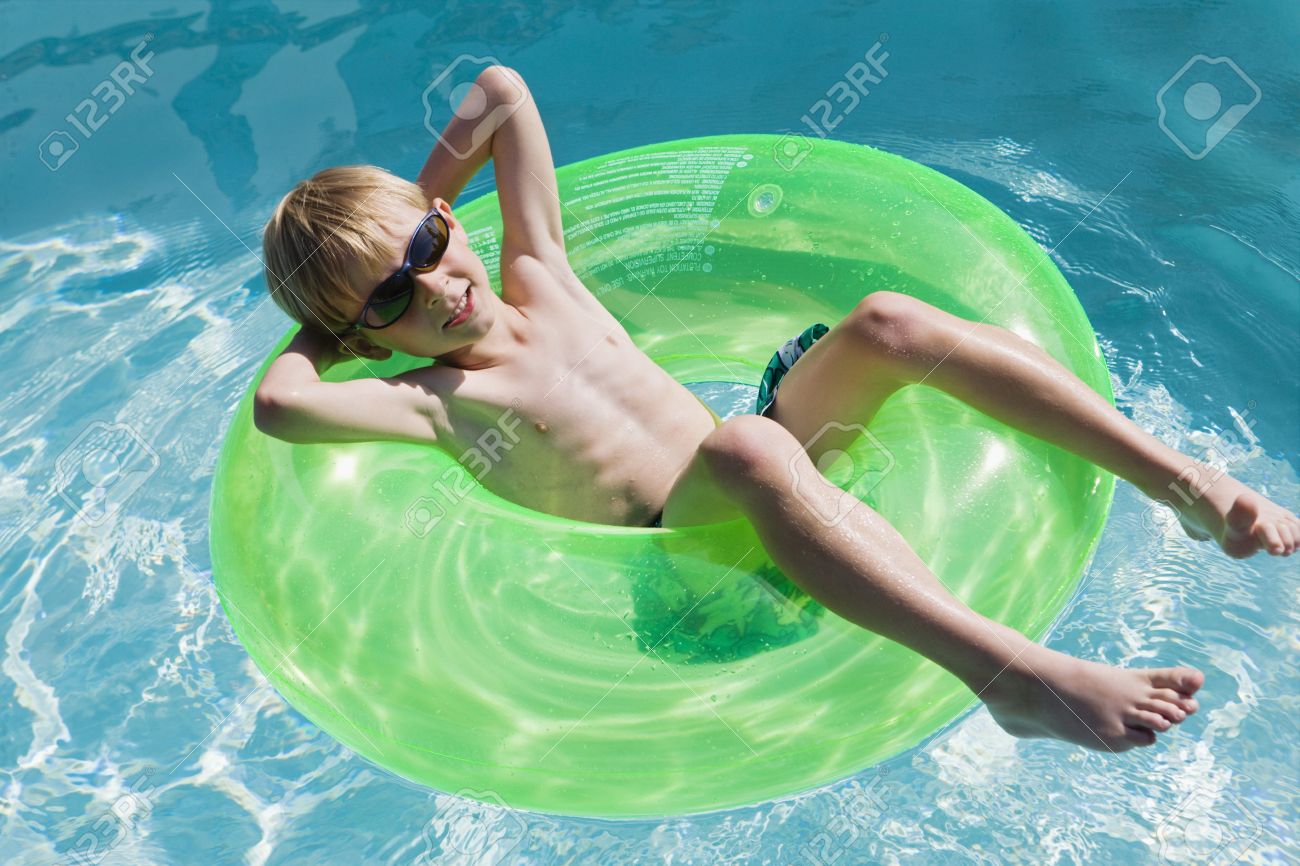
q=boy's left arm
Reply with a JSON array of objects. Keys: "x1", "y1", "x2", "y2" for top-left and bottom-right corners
[{"x1": 415, "y1": 67, "x2": 567, "y2": 289}]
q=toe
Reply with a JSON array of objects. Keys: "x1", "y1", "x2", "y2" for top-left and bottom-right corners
[
  {"x1": 1260, "y1": 522, "x2": 1285, "y2": 555},
  {"x1": 1283, "y1": 521, "x2": 1298, "y2": 555},
  {"x1": 1150, "y1": 667, "x2": 1205, "y2": 696},
  {"x1": 1127, "y1": 709, "x2": 1173, "y2": 732},
  {"x1": 1164, "y1": 686, "x2": 1201, "y2": 712},
  {"x1": 1142, "y1": 699, "x2": 1187, "y2": 724},
  {"x1": 1123, "y1": 725, "x2": 1157, "y2": 747},
  {"x1": 1148, "y1": 687, "x2": 1196, "y2": 713}
]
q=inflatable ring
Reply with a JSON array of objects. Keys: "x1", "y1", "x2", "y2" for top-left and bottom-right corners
[{"x1": 211, "y1": 134, "x2": 1114, "y2": 818}]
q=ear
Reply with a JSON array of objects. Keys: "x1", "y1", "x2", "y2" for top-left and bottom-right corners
[
  {"x1": 338, "y1": 330, "x2": 392, "y2": 362},
  {"x1": 430, "y1": 196, "x2": 459, "y2": 232}
]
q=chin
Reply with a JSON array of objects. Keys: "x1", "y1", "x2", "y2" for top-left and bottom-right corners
[{"x1": 463, "y1": 293, "x2": 494, "y2": 332}]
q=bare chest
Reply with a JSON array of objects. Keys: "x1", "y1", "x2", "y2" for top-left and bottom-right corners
[{"x1": 436, "y1": 334, "x2": 703, "y2": 523}]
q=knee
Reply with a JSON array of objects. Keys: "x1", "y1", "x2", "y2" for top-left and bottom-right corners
[
  {"x1": 698, "y1": 415, "x2": 792, "y2": 490},
  {"x1": 845, "y1": 291, "x2": 936, "y2": 358}
]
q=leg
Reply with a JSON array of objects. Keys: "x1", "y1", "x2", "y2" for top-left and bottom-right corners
[
  {"x1": 767, "y1": 291, "x2": 1299, "y2": 558},
  {"x1": 662, "y1": 416, "x2": 1203, "y2": 750}
]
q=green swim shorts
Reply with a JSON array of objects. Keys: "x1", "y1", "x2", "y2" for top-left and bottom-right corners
[{"x1": 756, "y1": 323, "x2": 830, "y2": 416}]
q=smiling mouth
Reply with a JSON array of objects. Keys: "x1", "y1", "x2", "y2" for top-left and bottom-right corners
[{"x1": 443, "y1": 285, "x2": 473, "y2": 328}]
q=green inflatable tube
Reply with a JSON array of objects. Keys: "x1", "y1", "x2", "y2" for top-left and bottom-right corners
[{"x1": 210, "y1": 134, "x2": 1114, "y2": 818}]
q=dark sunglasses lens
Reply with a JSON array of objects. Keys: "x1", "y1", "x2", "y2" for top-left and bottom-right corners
[
  {"x1": 363, "y1": 275, "x2": 413, "y2": 327},
  {"x1": 410, "y1": 213, "x2": 449, "y2": 269}
]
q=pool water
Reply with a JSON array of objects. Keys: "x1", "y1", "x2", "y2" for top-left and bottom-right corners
[{"x1": 2, "y1": 1, "x2": 1297, "y2": 864}]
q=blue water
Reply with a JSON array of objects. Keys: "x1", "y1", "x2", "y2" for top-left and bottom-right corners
[{"x1": 2, "y1": 1, "x2": 1297, "y2": 863}]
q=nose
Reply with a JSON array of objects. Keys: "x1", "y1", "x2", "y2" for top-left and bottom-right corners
[{"x1": 418, "y1": 271, "x2": 454, "y2": 308}]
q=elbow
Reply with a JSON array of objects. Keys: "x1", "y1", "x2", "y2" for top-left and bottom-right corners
[
  {"x1": 252, "y1": 388, "x2": 298, "y2": 441},
  {"x1": 478, "y1": 65, "x2": 528, "y2": 103}
]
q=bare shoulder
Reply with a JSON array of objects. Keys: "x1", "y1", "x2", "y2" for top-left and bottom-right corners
[{"x1": 500, "y1": 252, "x2": 623, "y2": 332}]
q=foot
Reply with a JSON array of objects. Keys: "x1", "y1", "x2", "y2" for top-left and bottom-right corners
[
  {"x1": 980, "y1": 644, "x2": 1204, "y2": 751},
  {"x1": 1167, "y1": 470, "x2": 1300, "y2": 558}
]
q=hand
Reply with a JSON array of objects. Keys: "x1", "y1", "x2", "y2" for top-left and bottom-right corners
[
  {"x1": 288, "y1": 326, "x2": 384, "y2": 372},
  {"x1": 337, "y1": 330, "x2": 393, "y2": 362}
]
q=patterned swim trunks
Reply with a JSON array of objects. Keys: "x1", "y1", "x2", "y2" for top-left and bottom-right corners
[
  {"x1": 755, "y1": 323, "x2": 830, "y2": 417},
  {"x1": 648, "y1": 323, "x2": 831, "y2": 529}
]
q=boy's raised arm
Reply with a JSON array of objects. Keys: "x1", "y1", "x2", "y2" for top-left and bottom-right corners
[
  {"x1": 415, "y1": 66, "x2": 566, "y2": 267},
  {"x1": 253, "y1": 327, "x2": 441, "y2": 446}
]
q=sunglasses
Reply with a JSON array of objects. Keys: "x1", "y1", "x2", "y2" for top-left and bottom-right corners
[{"x1": 341, "y1": 209, "x2": 451, "y2": 334}]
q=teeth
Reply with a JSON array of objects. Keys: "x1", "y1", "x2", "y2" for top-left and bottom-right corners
[{"x1": 447, "y1": 289, "x2": 468, "y2": 323}]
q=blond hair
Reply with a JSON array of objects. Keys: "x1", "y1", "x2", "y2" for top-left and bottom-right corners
[{"x1": 261, "y1": 165, "x2": 428, "y2": 333}]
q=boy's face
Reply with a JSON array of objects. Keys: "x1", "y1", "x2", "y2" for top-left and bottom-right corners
[{"x1": 340, "y1": 198, "x2": 494, "y2": 360}]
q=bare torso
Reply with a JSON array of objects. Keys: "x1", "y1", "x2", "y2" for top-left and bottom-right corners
[{"x1": 413, "y1": 256, "x2": 718, "y2": 526}]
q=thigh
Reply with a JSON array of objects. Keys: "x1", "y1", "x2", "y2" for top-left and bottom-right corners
[
  {"x1": 659, "y1": 443, "x2": 744, "y2": 528},
  {"x1": 762, "y1": 318, "x2": 903, "y2": 464},
  {"x1": 660, "y1": 416, "x2": 807, "y2": 528}
]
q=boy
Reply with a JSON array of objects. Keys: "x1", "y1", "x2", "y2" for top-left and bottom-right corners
[{"x1": 255, "y1": 66, "x2": 1297, "y2": 752}]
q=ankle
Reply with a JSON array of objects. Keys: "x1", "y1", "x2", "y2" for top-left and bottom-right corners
[
  {"x1": 1132, "y1": 449, "x2": 1214, "y2": 506},
  {"x1": 949, "y1": 619, "x2": 1041, "y2": 697}
]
